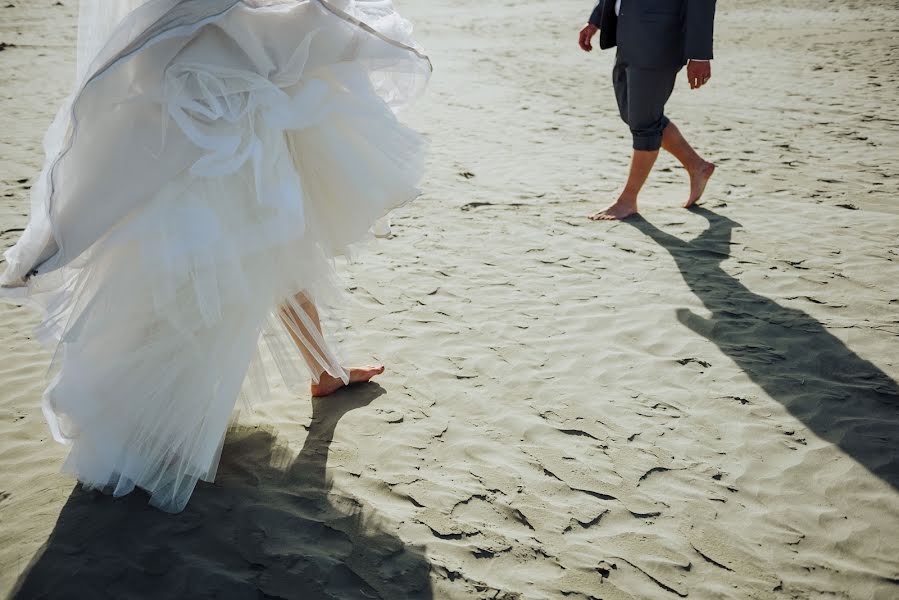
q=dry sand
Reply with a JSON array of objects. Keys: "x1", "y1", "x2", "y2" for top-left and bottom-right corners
[{"x1": 2, "y1": 1, "x2": 898, "y2": 598}]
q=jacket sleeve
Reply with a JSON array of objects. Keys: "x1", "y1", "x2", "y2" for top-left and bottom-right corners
[
  {"x1": 588, "y1": 1, "x2": 603, "y2": 27},
  {"x1": 684, "y1": 0, "x2": 716, "y2": 60}
]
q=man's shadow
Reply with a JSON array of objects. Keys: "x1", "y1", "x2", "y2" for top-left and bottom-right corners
[
  {"x1": 11, "y1": 385, "x2": 433, "y2": 600},
  {"x1": 626, "y1": 208, "x2": 899, "y2": 490}
]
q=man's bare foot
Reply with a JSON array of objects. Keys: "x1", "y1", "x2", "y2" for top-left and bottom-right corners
[
  {"x1": 684, "y1": 161, "x2": 715, "y2": 208},
  {"x1": 311, "y1": 365, "x2": 385, "y2": 397},
  {"x1": 588, "y1": 197, "x2": 638, "y2": 221}
]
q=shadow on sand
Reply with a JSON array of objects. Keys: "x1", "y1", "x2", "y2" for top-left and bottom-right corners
[
  {"x1": 12, "y1": 384, "x2": 432, "y2": 600},
  {"x1": 627, "y1": 207, "x2": 899, "y2": 490}
]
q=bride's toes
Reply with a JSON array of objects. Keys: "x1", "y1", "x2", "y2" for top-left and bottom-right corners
[{"x1": 349, "y1": 365, "x2": 385, "y2": 384}]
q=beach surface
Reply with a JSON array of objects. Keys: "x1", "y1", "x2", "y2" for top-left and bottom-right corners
[{"x1": 1, "y1": 1, "x2": 898, "y2": 598}]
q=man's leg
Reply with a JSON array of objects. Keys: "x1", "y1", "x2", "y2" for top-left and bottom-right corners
[
  {"x1": 661, "y1": 121, "x2": 715, "y2": 208},
  {"x1": 590, "y1": 63, "x2": 675, "y2": 221},
  {"x1": 589, "y1": 148, "x2": 658, "y2": 220}
]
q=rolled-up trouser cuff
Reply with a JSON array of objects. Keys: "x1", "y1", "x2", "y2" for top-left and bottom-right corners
[{"x1": 631, "y1": 116, "x2": 669, "y2": 151}]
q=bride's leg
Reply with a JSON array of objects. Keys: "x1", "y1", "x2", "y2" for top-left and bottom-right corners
[
  {"x1": 279, "y1": 292, "x2": 384, "y2": 397},
  {"x1": 278, "y1": 292, "x2": 332, "y2": 374}
]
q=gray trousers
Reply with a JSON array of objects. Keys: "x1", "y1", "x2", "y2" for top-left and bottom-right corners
[{"x1": 613, "y1": 55, "x2": 681, "y2": 151}]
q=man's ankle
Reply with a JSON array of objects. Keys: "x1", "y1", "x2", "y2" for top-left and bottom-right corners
[{"x1": 689, "y1": 158, "x2": 709, "y2": 171}]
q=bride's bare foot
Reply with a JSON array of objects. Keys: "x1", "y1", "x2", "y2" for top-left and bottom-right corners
[
  {"x1": 311, "y1": 365, "x2": 385, "y2": 397},
  {"x1": 684, "y1": 161, "x2": 715, "y2": 208},
  {"x1": 588, "y1": 196, "x2": 638, "y2": 221}
]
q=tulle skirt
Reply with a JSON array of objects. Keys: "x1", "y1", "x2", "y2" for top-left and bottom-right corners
[{"x1": 0, "y1": 0, "x2": 430, "y2": 512}]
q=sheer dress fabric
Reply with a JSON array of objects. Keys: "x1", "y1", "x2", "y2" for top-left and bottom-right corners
[{"x1": 0, "y1": 0, "x2": 430, "y2": 512}]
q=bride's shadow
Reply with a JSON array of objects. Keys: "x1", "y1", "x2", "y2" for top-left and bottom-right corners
[
  {"x1": 12, "y1": 384, "x2": 433, "y2": 600},
  {"x1": 626, "y1": 208, "x2": 899, "y2": 490}
]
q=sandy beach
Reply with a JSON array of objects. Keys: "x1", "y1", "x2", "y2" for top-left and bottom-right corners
[{"x1": 2, "y1": 1, "x2": 898, "y2": 598}]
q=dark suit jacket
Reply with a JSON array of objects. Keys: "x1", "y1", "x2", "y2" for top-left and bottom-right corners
[{"x1": 589, "y1": 0, "x2": 716, "y2": 68}]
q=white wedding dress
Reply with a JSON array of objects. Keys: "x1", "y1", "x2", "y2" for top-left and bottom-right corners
[{"x1": 0, "y1": 0, "x2": 430, "y2": 512}]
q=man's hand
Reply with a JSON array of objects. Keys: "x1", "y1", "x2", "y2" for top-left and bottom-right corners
[
  {"x1": 579, "y1": 24, "x2": 598, "y2": 52},
  {"x1": 687, "y1": 60, "x2": 712, "y2": 89}
]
